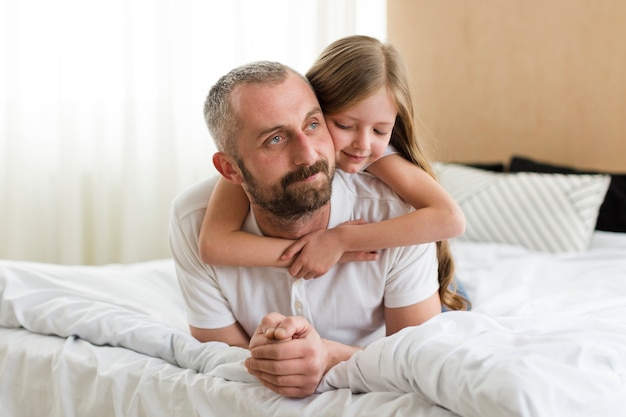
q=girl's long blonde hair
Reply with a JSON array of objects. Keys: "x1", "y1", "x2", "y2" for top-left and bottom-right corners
[{"x1": 307, "y1": 35, "x2": 469, "y2": 311}]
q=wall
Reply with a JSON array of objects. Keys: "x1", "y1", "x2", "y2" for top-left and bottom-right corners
[{"x1": 387, "y1": 0, "x2": 626, "y2": 171}]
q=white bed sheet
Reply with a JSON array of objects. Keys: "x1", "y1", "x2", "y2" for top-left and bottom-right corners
[
  {"x1": 0, "y1": 260, "x2": 454, "y2": 417},
  {"x1": 454, "y1": 231, "x2": 626, "y2": 317},
  {"x1": 1, "y1": 232, "x2": 625, "y2": 417},
  {"x1": 0, "y1": 327, "x2": 449, "y2": 417}
]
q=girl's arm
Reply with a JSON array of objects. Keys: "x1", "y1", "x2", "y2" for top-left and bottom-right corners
[
  {"x1": 199, "y1": 178, "x2": 378, "y2": 273},
  {"x1": 357, "y1": 153, "x2": 466, "y2": 246},
  {"x1": 284, "y1": 154, "x2": 465, "y2": 276},
  {"x1": 198, "y1": 177, "x2": 294, "y2": 267}
]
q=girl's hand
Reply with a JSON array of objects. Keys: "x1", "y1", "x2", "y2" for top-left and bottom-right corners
[{"x1": 282, "y1": 220, "x2": 379, "y2": 279}]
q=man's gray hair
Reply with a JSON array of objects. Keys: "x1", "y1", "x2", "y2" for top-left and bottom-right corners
[{"x1": 204, "y1": 61, "x2": 301, "y2": 157}]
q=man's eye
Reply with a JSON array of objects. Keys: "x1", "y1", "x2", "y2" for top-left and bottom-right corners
[
  {"x1": 307, "y1": 121, "x2": 319, "y2": 131},
  {"x1": 268, "y1": 135, "x2": 282, "y2": 145}
]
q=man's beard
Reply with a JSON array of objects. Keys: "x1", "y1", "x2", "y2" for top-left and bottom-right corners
[{"x1": 238, "y1": 159, "x2": 334, "y2": 219}]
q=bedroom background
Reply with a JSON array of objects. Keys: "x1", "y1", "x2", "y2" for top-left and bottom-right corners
[
  {"x1": 2, "y1": 0, "x2": 624, "y2": 265},
  {"x1": 387, "y1": 0, "x2": 626, "y2": 172},
  {"x1": 0, "y1": 0, "x2": 387, "y2": 265}
]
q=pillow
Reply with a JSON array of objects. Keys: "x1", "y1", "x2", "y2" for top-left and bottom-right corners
[
  {"x1": 464, "y1": 162, "x2": 506, "y2": 172},
  {"x1": 435, "y1": 163, "x2": 611, "y2": 253},
  {"x1": 510, "y1": 156, "x2": 626, "y2": 233}
]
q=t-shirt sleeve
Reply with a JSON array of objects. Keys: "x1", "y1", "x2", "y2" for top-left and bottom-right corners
[
  {"x1": 382, "y1": 242, "x2": 439, "y2": 308},
  {"x1": 168, "y1": 177, "x2": 238, "y2": 330}
]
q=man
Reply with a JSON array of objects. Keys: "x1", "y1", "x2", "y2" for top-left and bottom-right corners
[{"x1": 169, "y1": 61, "x2": 440, "y2": 398}]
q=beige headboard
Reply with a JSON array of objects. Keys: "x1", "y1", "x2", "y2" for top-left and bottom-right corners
[{"x1": 387, "y1": 0, "x2": 626, "y2": 172}]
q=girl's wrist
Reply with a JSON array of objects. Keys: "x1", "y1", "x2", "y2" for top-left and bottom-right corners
[{"x1": 334, "y1": 223, "x2": 361, "y2": 252}]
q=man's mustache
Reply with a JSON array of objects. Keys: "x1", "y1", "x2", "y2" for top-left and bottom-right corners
[{"x1": 282, "y1": 160, "x2": 330, "y2": 188}]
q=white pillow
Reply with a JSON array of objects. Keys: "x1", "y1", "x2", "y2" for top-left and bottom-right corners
[{"x1": 435, "y1": 163, "x2": 611, "y2": 253}]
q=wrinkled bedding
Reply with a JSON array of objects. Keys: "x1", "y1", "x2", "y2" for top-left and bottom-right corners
[{"x1": 1, "y1": 232, "x2": 625, "y2": 417}]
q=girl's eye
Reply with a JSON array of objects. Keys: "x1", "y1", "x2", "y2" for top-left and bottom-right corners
[
  {"x1": 335, "y1": 122, "x2": 350, "y2": 129},
  {"x1": 374, "y1": 129, "x2": 388, "y2": 136}
]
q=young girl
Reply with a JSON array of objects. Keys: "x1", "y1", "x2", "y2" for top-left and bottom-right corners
[{"x1": 200, "y1": 35, "x2": 470, "y2": 311}]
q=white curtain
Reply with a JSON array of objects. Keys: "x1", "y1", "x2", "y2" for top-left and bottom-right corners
[{"x1": 0, "y1": 0, "x2": 387, "y2": 264}]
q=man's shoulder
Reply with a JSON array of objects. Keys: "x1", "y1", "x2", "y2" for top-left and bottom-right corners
[
  {"x1": 331, "y1": 171, "x2": 412, "y2": 223},
  {"x1": 334, "y1": 170, "x2": 400, "y2": 201},
  {"x1": 171, "y1": 175, "x2": 220, "y2": 220}
]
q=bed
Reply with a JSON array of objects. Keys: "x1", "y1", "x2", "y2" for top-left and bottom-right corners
[{"x1": 1, "y1": 156, "x2": 625, "y2": 417}]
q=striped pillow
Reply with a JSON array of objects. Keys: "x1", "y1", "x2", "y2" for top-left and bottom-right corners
[{"x1": 435, "y1": 163, "x2": 611, "y2": 253}]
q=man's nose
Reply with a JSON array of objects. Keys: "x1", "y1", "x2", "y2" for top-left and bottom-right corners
[{"x1": 292, "y1": 133, "x2": 318, "y2": 166}]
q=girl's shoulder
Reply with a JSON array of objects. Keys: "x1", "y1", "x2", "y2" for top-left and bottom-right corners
[{"x1": 361, "y1": 145, "x2": 399, "y2": 172}]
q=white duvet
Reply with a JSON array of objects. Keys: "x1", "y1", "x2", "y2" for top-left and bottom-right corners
[{"x1": 1, "y1": 233, "x2": 626, "y2": 417}]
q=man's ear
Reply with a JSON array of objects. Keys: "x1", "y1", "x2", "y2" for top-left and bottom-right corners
[{"x1": 212, "y1": 152, "x2": 244, "y2": 184}]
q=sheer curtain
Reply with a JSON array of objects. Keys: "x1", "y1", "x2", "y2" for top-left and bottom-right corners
[{"x1": 0, "y1": 0, "x2": 386, "y2": 264}]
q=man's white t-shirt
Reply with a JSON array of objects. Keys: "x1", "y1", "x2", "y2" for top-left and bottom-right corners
[{"x1": 169, "y1": 171, "x2": 439, "y2": 348}]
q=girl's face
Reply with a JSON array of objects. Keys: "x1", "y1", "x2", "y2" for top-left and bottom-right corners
[{"x1": 325, "y1": 87, "x2": 398, "y2": 173}]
